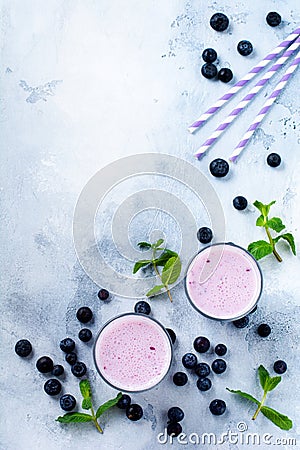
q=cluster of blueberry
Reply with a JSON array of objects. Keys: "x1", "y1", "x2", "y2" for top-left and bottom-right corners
[{"x1": 116, "y1": 394, "x2": 144, "y2": 422}]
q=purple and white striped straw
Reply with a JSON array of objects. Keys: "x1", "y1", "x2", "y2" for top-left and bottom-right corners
[
  {"x1": 188, "y1": 26, "x2": 300, "y2": 134},
  {"x1": 194, "y1": 35, "x2": 300, "y2": 159},
  {"x1": 229, "y1": 51, "x2": 300, "y2": 162}
]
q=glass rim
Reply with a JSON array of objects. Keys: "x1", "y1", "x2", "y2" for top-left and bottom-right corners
[
  {"x1": 93, "y1": 312, "x2": 173, "y2": 393},
  {"x1": 184, "y1": 242, "x2": 263, "y2": 322}
]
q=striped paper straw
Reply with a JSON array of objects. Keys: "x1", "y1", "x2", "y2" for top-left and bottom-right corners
[
  {"x1": 188, "y1": 26, "x2": 300, "y2": 133},
  {"x1": 194, "y1": 35, "x2": 300, "y2": 159},
  {"x1": 229, "y1": 51, "x2": 300, "y2": 162}
]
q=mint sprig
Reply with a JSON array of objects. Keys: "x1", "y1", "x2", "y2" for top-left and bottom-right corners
[
  {"x1": 133, "y1": 239, "x2": 181, "y2": 302},
  {"x1": 227, "y1": 365, "x2": 293, "y2": 430},
  {"x1": 248, "y1": 200, "x2": 296, "y2": 262},
  {"x1": 56, "y1": 379, "x2": 122, "y2": 433}
]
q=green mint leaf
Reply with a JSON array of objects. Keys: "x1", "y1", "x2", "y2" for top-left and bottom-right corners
[
  {"x1": 154, "y1": 249, "x2": 178, "y2": 267},
  {"x1": 273, "y1": 233, "x2": 296, "y2": 255},
  {"x1": 253, "y1": 201, "x2": 265, "y2": 215},
  {"x1": 266, "y1": 217, "x2": 285, "y2": 233},
  {"x1": 133, "y1": 260, "x2": 151, "y2": 274},
  {"x1": 248, "y1": 240, "x2": 273, "y2": 260},
  {"x1": 161, "y1": 256, "x2": 181, "y2": 286},
  {"x1": 146, "y1": 285, "x2": 164, "y2": 297},
  {"x1": 56, "y1": 412, "x2": 93, "y2": 423},
  {"x1": 253, "y1": 200, "x2": 276, "y2": 218},
  {"x1": 79, "y1": 379, "x2": 92, "y2": 400},
  {"x1": 82, "y1": 398, "x2": 92, "y2": 410},
  {"x1": 256, "y1": 215, "x2": 266, "y2": 227},
  {"x1": 258, "y1": 365, "x2": 270, "y2": 391},
  {"x1": 265, "y1": 376, "x2": 281, "y2": 392},
  {"x1": 260, "y1": 406, "x2": 293, "y2": 430},
  {"x1": 138, "y1": 242, "x2": 151, "y2": 250},
  {"x1": 152, "y1": 238, "x2": 164, "y2": 249},
  {"x1": 96, "y1": 393, "x2": 122, "y2": 419},
  {"x1": 226, "y1": 388, "x2": 260, "y2": 405}
]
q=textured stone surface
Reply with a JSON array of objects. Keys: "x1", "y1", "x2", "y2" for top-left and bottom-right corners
[{"x1": 1, "y1": 1, "x2": 299, "y2": 449}]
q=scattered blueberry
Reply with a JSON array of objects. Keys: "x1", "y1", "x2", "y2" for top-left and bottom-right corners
[
  {"x1": 273, "y1": 360, "x2": 287, "y2": 374},
  {"x1": 36, "y1": 356, "x2": 54, "y2": 373},
  {"x1": 210, "y1": 13, "x2": 229, "y2": 32},
  {"x1": 60, "y1": 338, "x2": 75, "y2": 354},
  {"x1": 166, "y1": 328, "x2": 176, "y2": 344},
  {"x1": 78, "y1": 329, "x2": 93, "y2": 343},
  {"x1": 233, "y1": 196, "x2": 248, "y2": 211},
  {"x1": 193, "y1": 336, "x2": 210, "y2": 353},
  {"x1": 117, "y1": 394, "x2": 131, "y2": 409},
  {"x1": 202, "y1": 48, "x2": 217, "y2": 63},
  {"x1": 71, "y1": 361, "x2": 87, "y2": 378},
  {"x1": 218, "y1": 68, "x2": 233, "y2": 83},
  {"x1": 76, "y1": 307, "x2": 93, "y2": 324},
  {"x1": 215, "y1": 344, "x2": 227, "y2": 356},
  {"x1": 233, "y1": 316, "x2": 249, "y2": 328},
  {"x1": 212, "y1": 359, "x2": 227, "y2": 374},
  {"x1": 209, "y1": 158, "x2": 229, "y2": 178},
  {"x1": 182, "y1": 353, "x2": 198, "y2": 369},
  {"x1": 126, "y1": 404, "x2": 143, "y2": 421},
  {"x1": 44, "y1": 379, "x2": 62, "y2": 396},
  {"x1": 168, "y1": 406, "x2": 184, "y2": 422},
  {"x1": 134, "y1": 301, "x2": 151, "y2": 315},
  {"x1": 197, "y1": 377, "x2": 212, "y2": 391},
  {"x1": 257, "y1": 324, "x2": 271, "y2": 337},
  {"x1": 194, "y1": 362, "x2": 210, "y2": 378},
  {"x1": 15, "y1": 339, "x2": 32, "y2": 357},
  {"x1": 201, "y1": 63, "x2": 218, "y2": 79},
  {"x1": 52, "y1": 365, "x2": 64, "y2": 377},
  {"x1": 65, "y1": 352, "x2": 77, "y2": 366},
  {"x1": 267, "y1": 153, "x2": 281, "y2": 167},
  {"x1": 173, "y1": 372, "x2": 188, "y2": 386},
  {"x1": 209, "y1": 399, "x2": 226, "y2": 416},
  {"x1": 167, "y1": 422, "x2": 182, "y2": 437},
  {"x1": 237, "y1": 40, "x2": 253, "y2": 56},
  {"x1": 97, "y1": 288, "x2": 110, "y2": 301},
  {"x1": 197, "y1": 227, "x2": 213, "y2": 244},
  {"x1": 266, "y1": 11, "x2": 281, "y2": 27},
  {"x1": 60, "y1": 394, "x2": 76, "y2": 411}
]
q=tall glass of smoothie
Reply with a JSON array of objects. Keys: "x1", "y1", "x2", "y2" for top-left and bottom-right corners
[
  {"x1": 185, "y1": 242, "x2": 263, "y2": 321},
  {"x1": 93, "y1": 313, "x2": 173, "y2": 392}
]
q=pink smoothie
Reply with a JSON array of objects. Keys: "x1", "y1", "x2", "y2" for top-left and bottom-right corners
[
  {"x1": 186, "y1": 243, "x2": 262, "y2": 320},
  {"x1": 94, "y1": 313, "x2": 172, "y2": 392}
]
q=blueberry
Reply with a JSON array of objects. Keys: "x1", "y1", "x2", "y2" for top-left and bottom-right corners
[
  {"x1": 218, "y1": 68, "x2": 233, "y2": 83},
  {"x1": 209, "y1": 399, "x2": 226, "y2": 415},
  {"x1": 266, "y1": 12, "x2": 281, "y2": 27},
  {"x1": 173, "y1": 372, "x2": 188, "y2": 386},
  {"x1": 78, "y1": 329, "x2": 93, "y2": 343},
  {"x1": 126, "y1": 404, "x2": 143, "y2": 421},
  {"x1": 233, "y1": 196, "x2": 248, "y2": 210},
  {"x1": 60, "y1": 338, "x2": 75, "y2": 353},
  {"x1": 233, "y1": 316, "x2": 249, "y2": 328},
  {"x1": 97, "y1": 288, "x2": 110, "y2": 301},
  {"x1": 194, "y1": 362, "x2": 210, "y2": 378},
  {"x1": 182, "y1": 353, "x2": 198, "y2": 369},
  {"x1": 274, "y1": 360, "x2": 287, "y2": 374},
  {"x1": 201, "y1": 63, "x2": 218, "y2": 79},
  {"x1": 134, "y1": 301, "x2": 151, "y2": 315},
  {"x1": 36, "y1": 356, "x2": 54, "y2": 373},
  {"x1": 250, "y1": 305, "x2": 258, "y2": 314},
  {"x1": 197, "y1": 377, "x2": 212, "y2": 391},
  {"x1": 267, "y1": 153, "x2": 281, "y2": 167},
  {"x1": 215, "y1": 344, "x2": 227, "y2": 356},
  {"x1": 202, "y1": 48, "x2": 217, "y2": 63},
  {"x1": 52, "y1": 365, "x2": 64, "y2": 377},
  {"x1": 257, "y1": 324, "x2": 271, "y2": 337},
  {"x1": 237, "y1": 40, "x2": 253, "y2": 56},
  {"x1": 168, "y1": 406, "x2": 184, "y2": 422},
  {"x1": 71, "y1": 361, "x2": 87, "y2": 378},
  {"x1": 193, "y1": 336, "x2": 210, "y2": 353},
  {"x1": 210, "y1": 13, "x2": 229, "y2": 32},
  {"x1": 212, "y1": 359, "x2": 227, "y2": 374},
  {"x1": 60, "y1": 394, "x2": 76, "y2": 411},
  {"x1": 197, "y1": 227, "x2": 213, "y2": 244},
  {"x1": 167, "y1": 422, "x2": 182, "y2": 437},
  {"x1": 117, "y1": 394, "x2": 131, "y2": 409},
  {"x1": 44, "y1": 379, "x2": 62, "y2": 396},
  {"x1": 65, "y1": 352, "x2": 77, "y2": 366},
  {"x1": 209, "y1": 158, "x2": 229, "y2": 178},
  {"x1": 166, "y1": 328, "x2": 176, "y2": 344},
  {"x1": 15, "y1": 339, "x2": 32, "y2": 357},
  {"x1": 76, "y1": 307, "x2": 93, "y2": 324}
]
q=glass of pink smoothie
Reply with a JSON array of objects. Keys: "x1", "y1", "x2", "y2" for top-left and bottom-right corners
[
  {"x1": 93, "y1": 313, "x2": 173, "y2": 392},
  {"x1": 185, "y1": 242, "x2": 263, "y2": 321}
]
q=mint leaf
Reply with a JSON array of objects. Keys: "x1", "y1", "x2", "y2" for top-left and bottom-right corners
[
  {"x1": 253, "y1": 201, "x2": 265, "y2": 215},
  {"x1": 79, "y1": 379, "x2": 92, "y2": 400},
  {"x1": 146, "y1": 285, "x2": 164, "y2": 297},
  {"x1": 152, "y1": 239, "x2": 164, "y2": 249},
  {"x1": 155, "y1": 249, "x2": 178, "y2": 267},
  {"x1": 82, "y1": 398, "x2": 92, "y2": 410},
  {"x1": 266, "y1": 217, "x2": 285, "y2": 233},
  {"x1": 258, "y1": 365, "x2": 270, "y2": 391},
  {"x1": 256, "y1": 215, "x2": 266, "y2": 227},
  {"x1": 253, "y1": 200, "x2": 276, "y2": 217},
  {"x1": 248, "y1": 240, "x2": 273, "y2": 260},
  {"x1": 56, "y1": 412, "x2": 93, "y2": 423},
  {"x1": 96, "y1": 393, "x2": 122, "y2": 419},
  {"x1": 265, "y1": 376, "x2": 281, "y2": 392},
  {"x1": 138, "y1": 242, "x2": 151, "y2": 250},
  {"x1": 133, "y1": 260, "x2": 151, "y2": 274},
  {"x1": 274, "y1": 233, "x2": 296, "y2": 255},
  {"x1": 260, "y1": 406, "x2": 293, "y2": 430},
  {"x1": 226, "y1": 388, "x2": 260, "y2": 405},
  {"x1": 161, "y1": 256, "x2": 181, "y2": 285}
]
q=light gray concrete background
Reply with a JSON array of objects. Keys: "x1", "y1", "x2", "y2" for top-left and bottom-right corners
[{"x1": 1, "y1": 1, "x2": 299, "y2": 449}]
